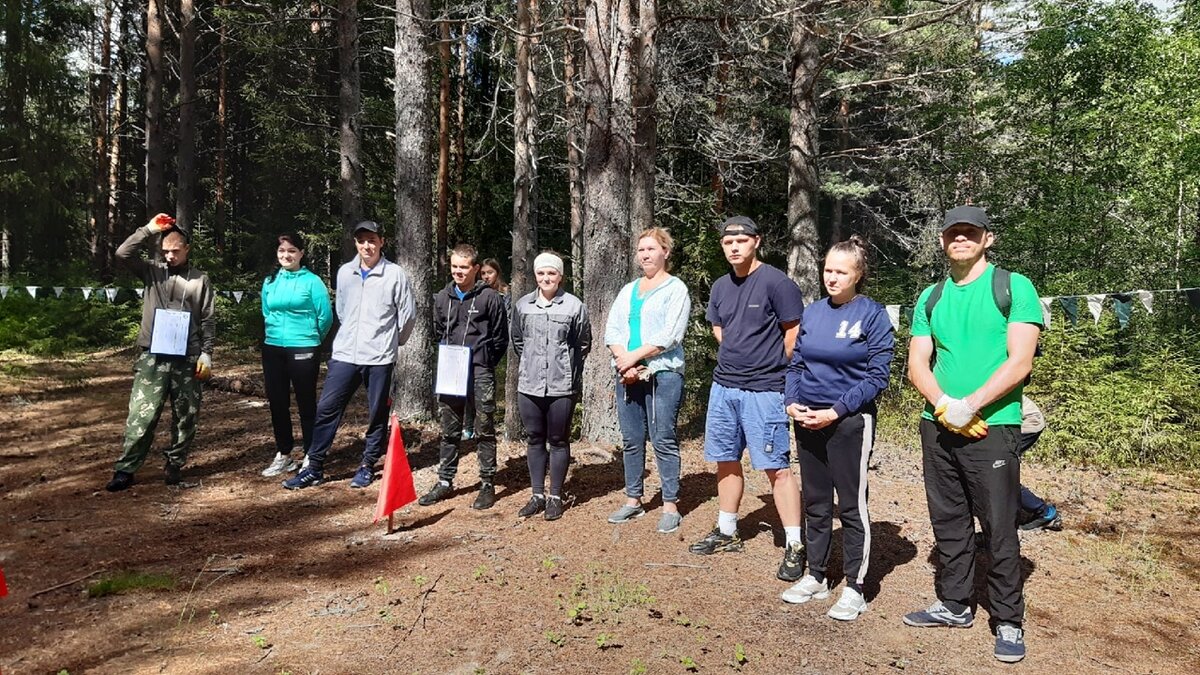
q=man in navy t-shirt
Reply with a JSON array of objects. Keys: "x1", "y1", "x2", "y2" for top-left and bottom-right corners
[{"x1": 689, "y1": 216, "x2": 808, "y2": 584}]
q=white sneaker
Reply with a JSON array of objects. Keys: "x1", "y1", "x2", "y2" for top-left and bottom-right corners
[
  {"x1": 261, "y1": 453, "x2": 300, "y2": 477},
  {"x1": 780, "y1": 575, "x2": 829, "y2": 604},
  {"x1": 827, "y1": 586, "x2": 868, "y2": 621}
]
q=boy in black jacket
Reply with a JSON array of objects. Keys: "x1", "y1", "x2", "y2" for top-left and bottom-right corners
[{"x1": 420, "y1": 244, "x2": 509, "y2": 509}]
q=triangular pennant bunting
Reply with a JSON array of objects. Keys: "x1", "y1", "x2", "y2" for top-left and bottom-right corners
[
  {"x1": 104, "y1": 288, "x2": 118, "y2": 303},
  {"x1": 25, "y1": 286, "x2": 38, "y2": 299},
  {"x1": 885, "y1": 305, "x2": 901, "y2": 331},
  {"x1": 901, "y1": 306, "x2": 914, "y2": 327},
  {"x1": 0, "y1": 285, "x2": 8, "y2": 299},
  {"x1": 1085, "y1": 294, "x2": 1106, "y2": 324},
  {"x1": 232, "y1": 291, "x2": 244, "y2": 304},
  {"x1": 1133, "y1": 290, "x2": 1153, "y2": 314},
  {"x1": 135, "y1": 288, "x2": 144, "y2": 298},
  {"x1": 53, "y1": 286, "x2": 64, "y2": 298},
  {"x1": 1185, "y1": 288, "x2": 1200, "y2": 312},
  {"x1": 1059, "y1": 297, "x2": 1079, "y2": 326},
  {"x1": 1039, "y1": 297, "x2": 1053, "y2": 329},
  {"x1": 81, "y1": 288, "x2": 93, "y2": 300},
  {"x1": 1111, "y1": 294, "x2": 1134, "y2": 329}
]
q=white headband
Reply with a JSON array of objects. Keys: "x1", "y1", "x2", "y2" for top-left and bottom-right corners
[{"x1": 533, "y1": 252, "x2": 564, "y2": 275}]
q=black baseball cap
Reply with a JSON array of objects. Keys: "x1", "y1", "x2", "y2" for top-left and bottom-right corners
[
  {"x1": 353, "y1": 220, "x2": 381, "y2": 235},
  {"x1": 941, "y1": 206, "x2": 989, "y2": 232},
  {"x1": 719, "y1": 215, "x2": 760, "y2": 237}
]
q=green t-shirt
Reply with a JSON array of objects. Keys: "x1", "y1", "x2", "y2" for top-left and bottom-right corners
[{"x1": 910, "y1": 264, "x2": 1043, "y2": 425}]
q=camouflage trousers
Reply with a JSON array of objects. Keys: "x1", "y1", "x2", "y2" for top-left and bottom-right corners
[{"x1": 114, "y1": 351, "x2": 202, "y2": 474}]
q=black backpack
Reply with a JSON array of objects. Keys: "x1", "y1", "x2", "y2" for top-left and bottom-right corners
[{"x1": 923, "y1": 267, "x2": 1012, "y2": 323}]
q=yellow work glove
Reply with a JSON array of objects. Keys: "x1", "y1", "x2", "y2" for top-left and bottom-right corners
[
  {"x1": 194, "y1": 353, "x2": 212, "y2": 381},
  {"x1": 934, "y1": 395, "x2": 989, "y2": 439}
]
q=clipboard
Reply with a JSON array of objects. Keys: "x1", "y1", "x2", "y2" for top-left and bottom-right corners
[
  {"x1": 150, "y1": 308, "x2": 191, "y2": 356},
  {"x1": 435, "y1": 344, "x2": 472, "y2": 397}
]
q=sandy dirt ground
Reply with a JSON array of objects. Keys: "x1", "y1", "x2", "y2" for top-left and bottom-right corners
[{"x1": 1, "y1": 349, "x2": 1197, "y2": 674}]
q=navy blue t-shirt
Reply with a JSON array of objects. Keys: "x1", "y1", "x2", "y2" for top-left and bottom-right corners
[
  {"x1": 706, "y1": 263, "x2": 805, "y2": 392},
  {"x1": 784, "y1": 295, "x2": 895, "y2": 417}
]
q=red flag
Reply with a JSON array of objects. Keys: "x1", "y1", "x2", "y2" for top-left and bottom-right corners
[
  {"x1": 373, "y1": 415, "x2": 417, "y2": 523},
  {"x1": 0, "y1": 567, "x2": 8, "y2": 598}
]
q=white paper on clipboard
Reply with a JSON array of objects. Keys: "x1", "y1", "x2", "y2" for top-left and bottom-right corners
[
  {"x1": 435, "y1": 344, "x2": 472, "y2": 397},
  {"x1": 150, "y1": 308, "x2": 191, "y2": 356}
]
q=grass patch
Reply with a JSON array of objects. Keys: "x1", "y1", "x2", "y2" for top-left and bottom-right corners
[
  {"x1": 1073, "y1": 531, "x2": 1171, "y2": 590},
  {"x1": 87, "y1": 571, "x2": 177, "y2": 598}
]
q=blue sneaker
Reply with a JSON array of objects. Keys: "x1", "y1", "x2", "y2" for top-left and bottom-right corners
[
  {"x1": 349, "y1": 465, "x2": 375, "y2": 489},
  {"x1": 902, "y1": 601, "x2": 974, "y2": 628},
  {"x1": 283, "y1": 467, "x2": 324, "y2": 490},
  {"x1": 1020, "y1": 504, "x2": 1062, "y2": 531},
  {"x1": 994, "y1": 623, "x2": 1026, "y2": 663}
]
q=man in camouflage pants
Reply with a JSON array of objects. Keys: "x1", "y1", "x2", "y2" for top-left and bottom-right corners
[{"x1": 106, "y1": 214, "x2": 216, "y2": 492}]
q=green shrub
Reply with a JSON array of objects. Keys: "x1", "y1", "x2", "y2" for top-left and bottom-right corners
[
  {"x1": 87, "y1": 571, "x2": 176, "y2": 597},
  {"x1": 0, "y1": 291, "x2": 140, "y2": 355}
]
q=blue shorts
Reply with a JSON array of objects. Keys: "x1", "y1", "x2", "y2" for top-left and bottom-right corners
[{"x1": 703, "y1": 382, "x2": 791, "y2": 470}]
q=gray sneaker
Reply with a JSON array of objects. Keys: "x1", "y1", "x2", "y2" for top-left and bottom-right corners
[
  {"x1": 902, "y1": 601, "x2": 974, "y2": 628},
  {"x1": 262, "y1": 453, "x2": 300, "y2": 477},
  {"x1": 827, "y1": 587, "x2": 868, "y2": 621},
  {"x1": 994, "y1": 623, "x2": 1026, "y2": 663},
  {"x1": 656, "y1": 511, "x2": 682, "y2": 534},
  {"x1": 780, "y1": 575, "x2": 829, "y2": 604},
  {"x1": 607, "y1": 504, "x2": 646, "y2": 524}
]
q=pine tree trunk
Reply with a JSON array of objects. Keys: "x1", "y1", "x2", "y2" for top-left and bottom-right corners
[
  {"x1": 437, "y1": 19, "x2": 451, "y2": 272},
  {"x1": 214, "y1": 0, "x2": 229, "y2": 256},
  {"x1": 176, "y1": 0, "x2": 197, "y2": 236},
  {"x1": 563, "y1": 0, "x2": 584, "y2": 293},
  {"x1": 453, "y1": 26, "x2": 466, "y2": 222},
  {"x1": 1, "y1": 0, "x2": 23, "y2": 280},
  {"x1": 392, "y1": 0, "x2": 435, "y2": 422},
  {"x1": 338, "y1": 0, "x2": 363, "y2": 251},
  {"x1": 580, "y1": 0, "x2": 634, "y2": 445},
  {"x1": 629, "y1": 0, "x2": 658, "y2": 234},
  {"x1": 786, "y1": 10, "x2": 821, "y2": 302},
  {"x1": 506, "y1": 0, "x2": 541, "y2": 440},
  {"x1": 145, "y1": 0, "x2": 166, "y2": 216},
  {"x1": 90, "y1": 1, "x2": 113, "y2": 279},
  {"x1": 711, "y1": 15, "x2": 730, "y2": 215}
]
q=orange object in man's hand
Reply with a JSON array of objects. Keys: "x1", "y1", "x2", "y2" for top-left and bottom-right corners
[{"x1": 150, "y1": 213, "x2": 176, "y2": 232}]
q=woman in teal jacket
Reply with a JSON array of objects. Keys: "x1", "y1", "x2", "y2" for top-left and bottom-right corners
[{"x1": 260, "y1": 233, "x2": 333, "y2": 477}]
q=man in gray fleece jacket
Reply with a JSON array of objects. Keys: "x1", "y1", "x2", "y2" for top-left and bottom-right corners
[{"x1": 284, "y1": 220, "x2": 416, "y2": 490}]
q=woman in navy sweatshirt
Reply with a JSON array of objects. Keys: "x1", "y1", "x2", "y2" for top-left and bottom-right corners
[{"x1": 779, "y1": 235, "x2": 895, "y2": 622}]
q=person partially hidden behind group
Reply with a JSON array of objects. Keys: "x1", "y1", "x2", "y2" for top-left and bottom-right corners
[
  {"x1": 604, "y1": 227, "x2": 691, "y2": 534},
  {"x1": 780, "y1": 235, "x2": 895, "y2": 621},
  {"x1": 283, "y1": 220, "x2": 416, "y2": 490},
  {"x1": 259, "y1": 232, "x2": 333, "y2": 478},
  {"x1": 511, "y1": 252, "x2": 591, "y2": 521},
  {"x1": 106, "y1": 214, "x2": 215, "y2": 492}
]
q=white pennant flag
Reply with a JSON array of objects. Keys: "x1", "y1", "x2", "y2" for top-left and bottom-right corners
[
  {"x1": 135, "y1": 288, "x2": 145, "y2": 299},
  {"x1": 885, "y1": 305, "x2": 901, "y2": 330},
  {"x1": 0, "y1": 285, "x2": 8, "y2": 299},
  {"x1": 232, "y1": 290, "x2": 244, "y2": 304},
  {"x1": 82, "y1": 287, "x2": 93, "y2": 300},
  {"x1": 1133, "y1": 289, "x2": 1153, "y2": 314},
  {"x1": 1039, "y1": 297, "x2": 1053, "y2": 328},
  {"x1": 1085, "y1": 294, "x2": 1106, "y2": 324},
  {"x1": 53, "y1": 286, "x2": 64, "y2": 298},
  {"x1": 104, "y1": 288, "x2": 118, "y2": 303},
  {"x1": 26, "y1": 286, "x2": 38, "y2": 299}
]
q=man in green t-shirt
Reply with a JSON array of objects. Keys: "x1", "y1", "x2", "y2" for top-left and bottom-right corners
[{"x1": 902, "y1": 206, "x2": 1043, "y2": 664}]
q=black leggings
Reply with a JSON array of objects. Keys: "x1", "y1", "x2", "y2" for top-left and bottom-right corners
[
  {"x1": 518, "y1": 393, "x2": 574, "y2": 497},
  {"x1": 261, "y1": 344, "x2": 320, "y2": 455}
]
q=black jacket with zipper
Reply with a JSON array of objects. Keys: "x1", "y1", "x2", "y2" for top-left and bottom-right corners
[{"x1": 432, "y1": 280, "x2": 509, "y2": 373}]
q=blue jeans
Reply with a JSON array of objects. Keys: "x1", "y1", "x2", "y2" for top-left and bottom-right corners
[
  {"x1": 616, "y1": 371, "x2": 683, "y2": 503},
  {"x1": 305, "y1": 359, "x2": 393, "y2": 469}
]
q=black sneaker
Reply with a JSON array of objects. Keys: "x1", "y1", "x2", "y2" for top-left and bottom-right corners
[
  {"x1": 471, "y1": 483, "x2": 496, "y2": 510},
  {"x1": 282, "y1": 467, "x2": 324, "y2": 490},
  {"x1": 777, "y1": 541, "x2": 806, "y2": 581},
  {"x1": 105, "y1": 471, "x2": 134, "y2": 492},
  {"x1": 518, "y1": 495, "x2": 545, "y2": 518},
  {"x1": 419, "y1": 481, "x2": 452, "y2": 506},
  {"x1": 164, "y1": 464, "x2": 182, "y2": 486},
  {"x1": 544, "y1": 495, "x2": 565, "y2": 521},
  {"x1": 1020, "y1": 504, "x2": 1062, "y2": 531},
  {"x1": 688, "y1": 528, "x2": 744, "y2": 555}
]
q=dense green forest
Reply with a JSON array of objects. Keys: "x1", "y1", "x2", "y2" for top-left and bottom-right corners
[{"x1": 1, "y1": 0, "x2": 1197, "y2": 464}]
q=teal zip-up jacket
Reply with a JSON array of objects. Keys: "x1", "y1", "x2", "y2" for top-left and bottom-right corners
[{"x1": 261, "y1": 267, "x2": 334, "y2": 348}]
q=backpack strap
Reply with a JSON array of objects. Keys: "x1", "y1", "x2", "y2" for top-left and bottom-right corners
[
  {"x1": 923, "y1": 279, "x2": 947, "y2": 325},
  {"x1": 991, "y1": 267, "x2": 1012, "y2": 320}
]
